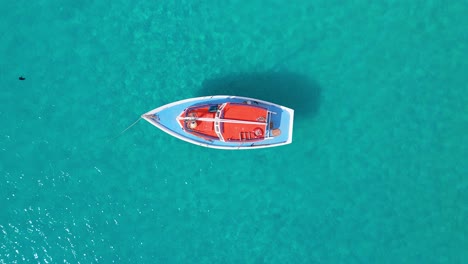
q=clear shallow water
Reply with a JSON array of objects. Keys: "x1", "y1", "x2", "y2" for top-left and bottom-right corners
[{"x1": 1, "y1": 1, "x2": 467, "y2": 263}]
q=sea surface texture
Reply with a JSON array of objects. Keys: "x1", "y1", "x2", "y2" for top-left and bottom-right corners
[{"x1": 1, "y1": 0, "x2": 467, "y2": 263}]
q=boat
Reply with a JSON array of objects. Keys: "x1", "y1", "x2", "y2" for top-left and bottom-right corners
[{"x1": 142, "y1": 95, "x2": 294, "y2": 149}]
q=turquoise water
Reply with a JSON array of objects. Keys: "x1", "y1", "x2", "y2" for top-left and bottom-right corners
[{"x1": 1, "y1": 0, "x2": 467, "y2": 263}]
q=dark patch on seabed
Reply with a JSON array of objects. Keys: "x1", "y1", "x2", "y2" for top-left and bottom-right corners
[{"x1": 198, "y1": 71, "x2": 321, "y2": 118}]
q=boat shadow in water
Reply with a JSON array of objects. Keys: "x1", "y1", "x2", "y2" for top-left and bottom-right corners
[{"x1": 198, "y1": 71, "x2": 321, "y2": 118}]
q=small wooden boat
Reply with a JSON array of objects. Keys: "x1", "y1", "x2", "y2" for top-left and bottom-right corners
[{"x1": 142, "y1": 96, "x2": 294, "y2": 149}]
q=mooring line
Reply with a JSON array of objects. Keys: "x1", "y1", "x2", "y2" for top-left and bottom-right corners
[{"x1": 107, "y1": 117, "x2": 142, "y2": 142}]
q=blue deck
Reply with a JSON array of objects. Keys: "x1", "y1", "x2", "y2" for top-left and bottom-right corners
[{"x1": 143, "y1": 96, "x2": 294, "y2": 149}]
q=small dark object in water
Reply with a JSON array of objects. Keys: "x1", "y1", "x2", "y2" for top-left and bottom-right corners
[{"x1": 19, "y1": 76, "x2": 26, "y2": 80}]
